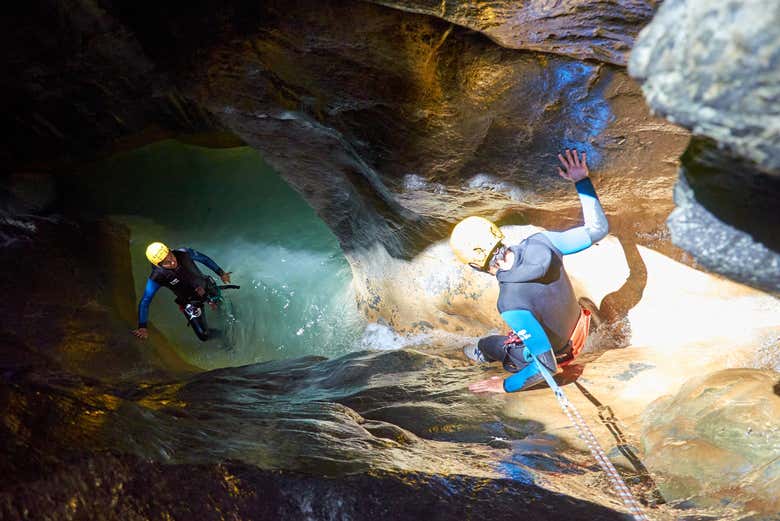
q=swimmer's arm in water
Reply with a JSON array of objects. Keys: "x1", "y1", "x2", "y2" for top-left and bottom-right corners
[{"x1": 542, "y1": 149, "x2": 609, "y2": 255}]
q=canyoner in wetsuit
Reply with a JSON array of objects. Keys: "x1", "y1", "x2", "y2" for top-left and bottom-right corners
[
  {"x1": 131, "y1": 242, "x2": 234, "y2": 342},
  {"x1": 450, "y1": 149, "x2": 608, "y2": 393}
]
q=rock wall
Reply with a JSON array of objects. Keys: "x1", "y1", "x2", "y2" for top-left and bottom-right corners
[
  {"x1": 368, "y1": 0, "x2": 658, "y2": 65},
  {"x1": 1, "y1": 2, "x2": 780, "y2": 519},
  {"x1": 629, "y1": 0, "x2": 780, "y2": 293},
  {"x1": 0, "y1": 173, "x2": 195, "y2": 381},
  {"x1": 0, "y1": 0, "x2": 217, "y2": 170},
  {"x1": 642, "y1": 369, "x2": 780, "y2": 515}
]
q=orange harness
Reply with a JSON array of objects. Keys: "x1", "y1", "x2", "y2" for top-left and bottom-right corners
[{"x1": 563, "y1": 307, "x2": 591, "y2": 365}]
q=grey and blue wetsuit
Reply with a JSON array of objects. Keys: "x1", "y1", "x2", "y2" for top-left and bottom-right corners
[
  {"x1": 484, "y1": 178, "x2": 608, "y2": 392},
  {"x1": 137, "y1": 248, "x2": 225, "y2": 333}
]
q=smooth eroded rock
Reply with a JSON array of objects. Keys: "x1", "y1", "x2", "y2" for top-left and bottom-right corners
[
  {"x1": 370, "y1": 0, "x2": 658, "y2": 65},
  {"x1": 629, "y1": 0, "x2": 780, "y2": 171},
  {"x1": 642, "y1": 368, "x2": 780, "y2": 513}
]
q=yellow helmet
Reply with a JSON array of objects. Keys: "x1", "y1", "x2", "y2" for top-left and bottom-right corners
[
  {"x1": 450, "y1": 216, "x2": 505, "y2": 269},
  {"x1": 145, "y1": 242, "x2": 170, "y2": 265}
]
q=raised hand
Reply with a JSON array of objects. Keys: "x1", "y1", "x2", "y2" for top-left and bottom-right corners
[{"x1": 557, "y1": 149, "x2": 589, "y2": 183}]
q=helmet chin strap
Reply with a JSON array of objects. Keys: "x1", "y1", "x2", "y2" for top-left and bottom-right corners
[
  {"x1": 468, "y1": 262, "x2": 485, "y2": 272},
  {"x1": 487, "y1": 243, "x2": 508, "y2": 269}
]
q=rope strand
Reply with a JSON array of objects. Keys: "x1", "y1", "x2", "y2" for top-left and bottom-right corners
[{"x1": 534, "y1": 358, "x2": 650, "y2": 521}]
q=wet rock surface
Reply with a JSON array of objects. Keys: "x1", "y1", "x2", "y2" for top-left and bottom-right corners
[
  {"x1": 0, "y1": 343, "x2": 683, "y2": 520},
  {"x1": 0, "y1": 453, "x2": 632, "y2": 521},
  {"x1": 369, "y1": 0, "x2": 658, "y2": 65},
  {"x1": 642, "y1": 369, "x2": 780, "y2": 515},
  {"x1": 629, "y1": 0, "x2": 780, "y2": 293},
  {"x1": 2, "y1": 1, "x2": 779, "y2": 520}
]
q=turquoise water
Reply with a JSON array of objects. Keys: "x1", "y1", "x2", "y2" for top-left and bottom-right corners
[{"x1": 71, "y1": 140, "x2": 365, "y2": 368}]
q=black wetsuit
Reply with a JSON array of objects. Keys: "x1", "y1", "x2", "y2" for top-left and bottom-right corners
[
  {"x1": 477, "y1": 234, "x2": 581, "y2": 368},
  {"x1": 138, "y1": 248, "x2": 225, "y2": 341}
]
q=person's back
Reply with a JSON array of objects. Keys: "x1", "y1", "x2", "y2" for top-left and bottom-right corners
[{"x1": 496, "y1": 233, "x2": 581, "y2": 353}]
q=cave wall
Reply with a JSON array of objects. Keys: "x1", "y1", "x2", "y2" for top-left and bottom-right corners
[
  {"x1": 1, "y1": 0, "x2": 698, "y2": 333},
  {"x1": 366, "y1": 0, "x2": 658, "y2": 65},
  {"x1": 185, "y1": 0, "x2": 687, "y2": 257},
  {"x1": 0, "y1": 0, "x2": 218, "y2": 170},
  {"x1": 1, "y1": 3, "x2": 780, "y2": 518},
  {"x1": 0, "y1": 173, "x2": 195, "y2": 380},
  {"x1": 2, "y1": 0, "x2": 685, "y2": 251},
  {"x1": 629, "y1": 0, "x2": 780, "y2": 293},
  {"x1": 5, "y1": 0, "x2": 774, "y2": 298}
]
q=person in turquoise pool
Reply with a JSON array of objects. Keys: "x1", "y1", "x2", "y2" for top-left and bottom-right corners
[{"x1": 132, "y1": 242, "x2": 233, "y2": 342}]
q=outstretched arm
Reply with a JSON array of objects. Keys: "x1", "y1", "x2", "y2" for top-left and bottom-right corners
[
  {"x1": 187, "y1": 248, "x2": 232, "y2": 283},
  {"x1": 137, "y1": 278, "x2": 160, "y2": 327},
  {"x1": 133, "y1": 278, "x2": 161, "y2": 339},
  {"x1": 542, "y1": 149, "x2": 609, "y2": 255},
  {"x1": 468, "y1": 310, "x2": 554, "y2": 394}
]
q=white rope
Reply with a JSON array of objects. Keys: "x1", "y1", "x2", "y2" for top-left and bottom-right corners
[{"x1": 534, "y1": 358, "x2": 650, "y2": 521}]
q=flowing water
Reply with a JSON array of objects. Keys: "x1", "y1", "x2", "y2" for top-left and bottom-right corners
[{"x1": 64, "y1": 140, "x2": 366, "y2": 368}]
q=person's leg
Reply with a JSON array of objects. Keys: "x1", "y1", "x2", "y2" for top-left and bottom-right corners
[
  {"x1": 577, "y1": 297, "x2": 602, "y2": 330},
  {"x1": 465, "y1": 335, "x2": 509, "y2": 363},
  {"x1": 503, "y1": 346, "x2": 558, "y2": 391},
  {"x1": 182, "y1": 304, "x2": 211, "y2": 341},
  {"x1": 478, "y1": 335, "x2": 510, "y2": 362},
  {"x1": 189, "y1": 314, "x2": 211, "y2": 341}
]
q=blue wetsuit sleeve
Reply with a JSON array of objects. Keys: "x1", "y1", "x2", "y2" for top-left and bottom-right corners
[
  {"x1": 500, "y1": 310, "x2": 553, "y2": 393},
  {"x1": 542, "y1": 178, "x2": 609, "y2": 255},
  {"x1": 543, "y1": 228, "x2": 592, "y2": 255},
  {"x1": 138, "y1": 279, "x2": 161, "y2": 328},
  {"x1": 186, "y1": 248, "x2": 225, "y2": 276}
]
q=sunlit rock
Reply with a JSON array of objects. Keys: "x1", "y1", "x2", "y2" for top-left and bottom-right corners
[
  {"x1": 641, "y1": 369, "x2": 780, "y2": 514},
  {"x1": 189, "y1": 0, "x2": 687, "y2": 257},
  {"x1": 368, "y1": 0, "x2": 658, "y2": 65}
]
